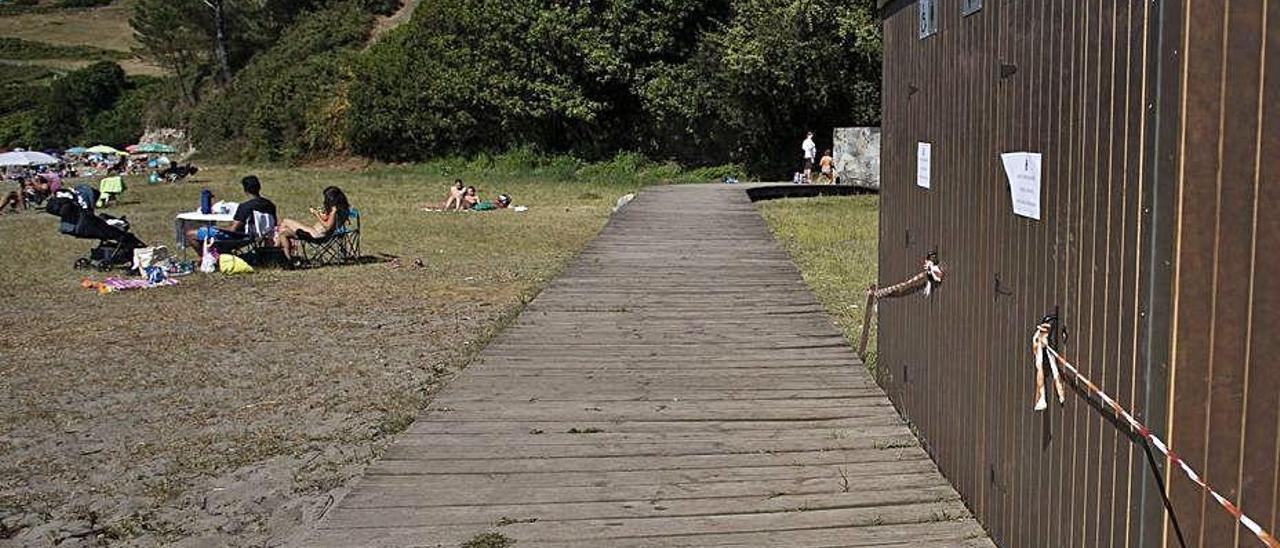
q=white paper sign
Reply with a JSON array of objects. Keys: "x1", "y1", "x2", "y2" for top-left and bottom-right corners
[
  {"x1": 1001, "y1": 152, "x2": 1043, "y2": 220},
  {"x1": 916, "y1": 142, "x2": 932, "y2": 189}
]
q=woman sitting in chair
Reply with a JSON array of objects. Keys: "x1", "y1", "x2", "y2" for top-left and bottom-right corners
[{"x1": 275, "y1": 186, "x2": 350, "y2": 264}]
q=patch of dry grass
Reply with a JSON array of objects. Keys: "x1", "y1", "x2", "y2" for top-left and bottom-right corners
[
  {"x1": 0, "y1": 163, "x2": 651, "y2": 545},
  {"x1": 0, "y1": 0, "x2": 163, "y2": 76},
  {"x1": 0, "y1": 0, "x2": 138, "y2": 53}
]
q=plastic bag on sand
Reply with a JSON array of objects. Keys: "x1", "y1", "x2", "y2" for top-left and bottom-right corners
[
  {"x1": 612, "y1": 193, "x2": 635, "y2": 213},
  {"x1": 218, "y1": 254, "x2": 254, "y2": 274},
  {"x1": 199, "y1": 238, "x2": 218, "y2": 273}
]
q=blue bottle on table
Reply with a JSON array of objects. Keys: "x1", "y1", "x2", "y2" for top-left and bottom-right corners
[{"x1": 199, "y1": 188, "x2": 212, "y2": 214}]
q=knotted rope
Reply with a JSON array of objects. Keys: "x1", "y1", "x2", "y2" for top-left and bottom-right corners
[
  {"x1": 1030, "y1": 321, "x2": 1279, "y2": 548},
  {"x1": 871, "y1": 258, "x2": 944, "y2": 299},
  {"x1": 857, "y1": 256, "x2": 943, "y2": 357}
]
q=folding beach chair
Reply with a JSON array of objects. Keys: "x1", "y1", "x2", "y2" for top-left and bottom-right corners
[
  {"x1": 213, "y1": 210, "x2": 277, "y2": 260},
  {"x1": 97, "y1": 176, "x2": 125, "y2": 208},
  {"x1": 299, "y1": 207, "x2": 361, "y2": 266}
]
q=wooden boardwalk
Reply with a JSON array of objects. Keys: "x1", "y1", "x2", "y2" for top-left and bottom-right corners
[{"x1": 306, "y1": 185, "x2": 992, "y2": 547}]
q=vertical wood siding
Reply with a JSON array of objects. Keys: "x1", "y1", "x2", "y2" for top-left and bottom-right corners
[{"x1": 878, "y1": 0, "x2": 1278, "y2": 546}]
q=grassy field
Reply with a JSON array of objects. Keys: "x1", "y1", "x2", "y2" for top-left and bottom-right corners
[
  {"x1": 0, "y1": 161, "x2": 693, "y2": 546},
  {"x1": 757, "y1": 195, "x2": 881, "y2": 371},
  {"x1": 0, "y1": 0, "x2": 163, "y2": 76},
  {"x1": 0, "y1": 0, "x2": 137, "y2": 52}
]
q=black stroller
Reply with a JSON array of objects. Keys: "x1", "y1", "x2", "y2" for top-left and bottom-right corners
[
  {"x1": 47, "y1": 185, "x2": 146, "y2": 271},
  {"x1": 161, "y1": 163, "x2": 198, "y2": 183}
]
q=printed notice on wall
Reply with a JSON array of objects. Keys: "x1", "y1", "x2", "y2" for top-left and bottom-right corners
[
  {"x1": 1001, "y1": 152, "x2": 1042, "y2": 220},
  {"x1": 916, "y1": 142, "x2": 931, "y2": 189}
]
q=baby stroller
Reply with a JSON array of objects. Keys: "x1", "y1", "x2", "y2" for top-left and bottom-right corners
[
  {"x1": 46, "y1": 185, "x2": 146, "y2": 271},
  {"x1": 162, "y1": 163, "x2": 198, "y2": 183}
]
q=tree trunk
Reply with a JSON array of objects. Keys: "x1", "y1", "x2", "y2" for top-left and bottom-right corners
[{"x1": 207, "y1": 0, "x2": 231, "y2": 84}]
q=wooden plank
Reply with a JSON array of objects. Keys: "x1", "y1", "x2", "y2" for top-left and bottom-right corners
[{"x1": 303, "y1": 185, "x2": 990, "y2": 546}]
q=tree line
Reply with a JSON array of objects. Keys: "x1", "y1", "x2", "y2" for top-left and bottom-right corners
[{"x1": 3, "y1": 0, "x2": 881, "y2": 176}]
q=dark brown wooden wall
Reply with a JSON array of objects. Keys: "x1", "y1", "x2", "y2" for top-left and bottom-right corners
[{"x1": 877, "y1": 1, "x2": 1279, "y2": 547}]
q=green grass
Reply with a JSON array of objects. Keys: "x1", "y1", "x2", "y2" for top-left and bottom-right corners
[
  {"x1": 0, "y1": 36, "x2": 127, "y2": 60},
  {"x1": 461, "y1": 532, "x2": 516, "y2": 548},
  {"x1": 757, "y1": 195, "x2": 880, "y2": 372},
  {"x1": 0, "y1": 161, "x2": 706, "y2": 545},
  {"x1": 0, "y1": 62, "x2": 55, "y2": 84}
]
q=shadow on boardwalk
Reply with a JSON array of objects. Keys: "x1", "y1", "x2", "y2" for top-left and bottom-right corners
[{"x1": 303, "y1": 185, "x2": 993, "y2": 547}]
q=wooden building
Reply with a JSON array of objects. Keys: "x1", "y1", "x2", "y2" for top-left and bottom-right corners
[{"x1": 877, "y1": 0, "x2": 1278, "y2": 546}]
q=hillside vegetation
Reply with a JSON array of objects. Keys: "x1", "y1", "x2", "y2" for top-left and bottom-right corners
[{"x1": 1, "y1": 0, "x2": 881, "y2": 176}]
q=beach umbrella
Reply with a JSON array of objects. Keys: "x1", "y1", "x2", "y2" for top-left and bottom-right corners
[
  {"x1": 66, "y1": 147, "x2": 88, "y2": 155},
  {"x1": 0, "y1": 150, "x2": 60, "y2": 167},
  {"x1": 125, "y1": 144, "x2": 140, "y2": 154},
  {"x1": 86, "y1": 145, "x2": 127, "y2": 156},
  {"x1": 135, "y1": 143, "x2": 176, "y2": 154}
]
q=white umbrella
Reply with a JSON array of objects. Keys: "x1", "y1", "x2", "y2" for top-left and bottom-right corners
[{"x1": 0, "y1": 150, "x2": 60, "y2": 167}]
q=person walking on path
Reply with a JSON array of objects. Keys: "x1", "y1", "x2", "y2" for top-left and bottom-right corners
[
  {"x1": 818, "y1": 149, "x2": 837, "y2": 184},
  {"x1": 801, "y1": 131, "x2": 817, "y2": 183}
]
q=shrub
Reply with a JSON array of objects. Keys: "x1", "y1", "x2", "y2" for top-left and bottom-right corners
[
  {"x1": 37, "y1": 61, "x2": 129, "y2": 147},
  {"x1": 345, "y1": 0, "x2": 726, "y2": 163},
  {"x1": 56, "y1": 0, "x2": 113, "y2": 7},
  {"x1": 190, "y1": 1, "x2": 374, "y2": 161},
  {"x1": 82, "y1": 77, "x2": 165, "y2": 147},
  {"x1": 342, "y1": 0, "x2": 879, "y2": 175},
  {"x1": 0, "y1": 37, "x2": 126, "y2": 61}
]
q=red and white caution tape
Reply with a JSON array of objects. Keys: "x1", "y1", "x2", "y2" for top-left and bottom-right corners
[
  {"x1": 871, "y1": 258, "x2": 944, "y2": 300},
  {"x1": 1030, "y1": 323, "x2": 1066, "y2": 411},
  {"x1": 1030, "y1": 322, "x2": 1280, "y2": 548}
]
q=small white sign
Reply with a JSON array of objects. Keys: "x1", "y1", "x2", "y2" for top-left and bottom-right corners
[
  {"x1": 916, "y1": 142, "x2": 932, "y2": 189},
  {"x1": 1001, "y1": 152, "x2": 1043, "y2": 220}
]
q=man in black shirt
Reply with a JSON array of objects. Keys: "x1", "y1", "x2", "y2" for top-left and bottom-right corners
[{"x1": 187, "y1": 175, "x2": 277, "y2": 251}]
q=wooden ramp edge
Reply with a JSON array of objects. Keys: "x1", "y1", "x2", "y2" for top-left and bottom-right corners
[{"x1": 302, "y1": 184, "x2": 993, "y2": 547}]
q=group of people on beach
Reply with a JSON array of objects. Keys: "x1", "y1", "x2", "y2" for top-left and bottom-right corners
[
  {"x1": 185, "y1": 176, "x2": 351, "y2": 264},
  {"x1": 428, "y1": 179, "x2": 511, "y2": 211},
  {"x1": 0, "y1": 171, "x2": 61, "y2": 213}
]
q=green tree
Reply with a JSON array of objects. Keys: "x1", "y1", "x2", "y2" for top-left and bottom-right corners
[
  {"x1": 190, "y1": 2, "x2": 374, "y2": 160},
  {"x1": 347, "y1": 0, "x2": 731, "y2": 161},
  {"x1": 345, "y1": 0, "x2": 879, "y2": 173},
  {"x1": 131, "y1": 0, "x2": 275, "y2": 99},
  {"x1": 656, "y1": 0, "x2": 882, "y2": 173},
  {"x1": 39, "y1": 61, "x2": 129, "y2": 147}
]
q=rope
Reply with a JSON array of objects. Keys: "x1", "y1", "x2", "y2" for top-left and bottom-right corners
[
  {"x1": 870, "y1": 258, "x2": 944, "y2": 300},
  {"x1": 858, "y1": 258, "x2": 943, "y2": 358},
  {"x1": 1030, "y1": 321, "x2": 1280, "y2": 548}
]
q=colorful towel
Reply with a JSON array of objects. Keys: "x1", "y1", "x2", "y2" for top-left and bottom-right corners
[{"x1": 81, "y1": 277, "x2": 177, "y2": 295}]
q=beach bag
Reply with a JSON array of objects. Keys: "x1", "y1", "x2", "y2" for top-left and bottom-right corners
[
  {"x1": 45, "y1": 192, "x2": 75, "y2": 217},
  {"x1": 132, "y1": 246, "x2": 171, "y2": 272},
  {"x1": 218, "y1": 254, "x2": 254, "y2": 275}
]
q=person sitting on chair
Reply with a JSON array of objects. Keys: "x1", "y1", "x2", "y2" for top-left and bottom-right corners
[
  {"x1": 275, "y1": 186, "x2": 350, "y2": 263},
  {"x1": 185, "y1": 175, "x2": 278, "y2": 253}
]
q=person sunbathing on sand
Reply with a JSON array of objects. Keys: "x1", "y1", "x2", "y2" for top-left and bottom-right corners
[
  {"x1": 443, "y1": 179, "x2": 466, "y2": 210},
  {"x1": 422, "y1": 180, "x2": 468, "y2": 211},
  {"x1": 461, "y1": 186, "x2": 479, "y2": 210},
  {"x1": 470, "y1": 193, "x2": 512, "y2": 211}
]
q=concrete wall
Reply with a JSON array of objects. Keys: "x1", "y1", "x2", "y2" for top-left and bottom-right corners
[{"x1": 832, "y1": 127, "x2": 880, "y2": 189}]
